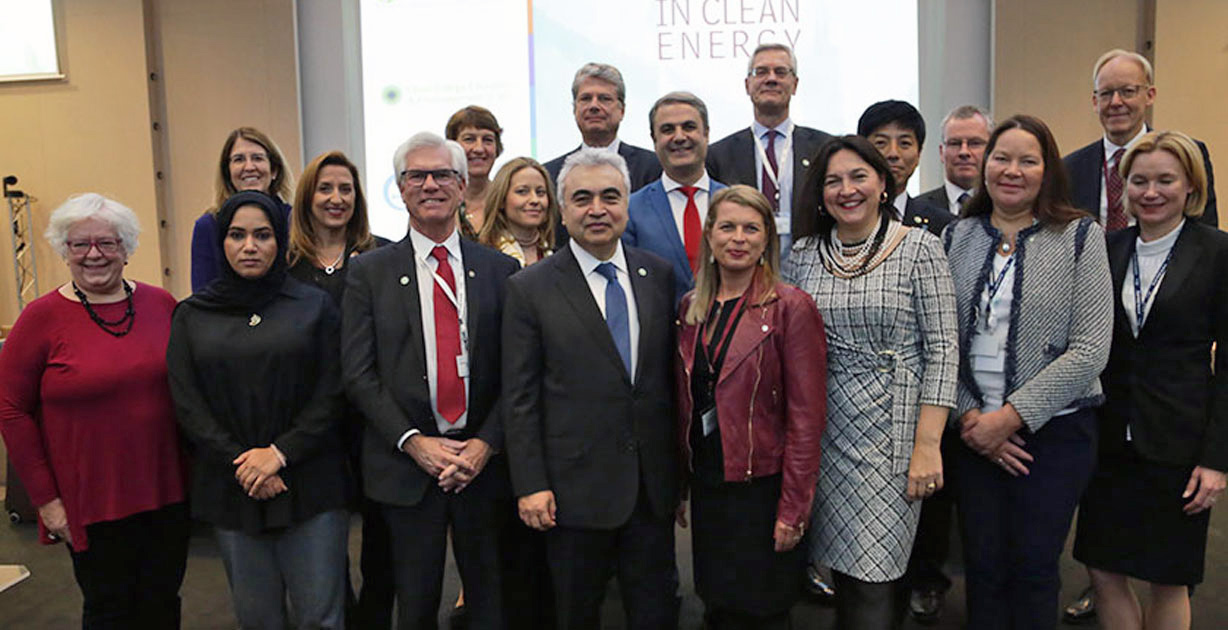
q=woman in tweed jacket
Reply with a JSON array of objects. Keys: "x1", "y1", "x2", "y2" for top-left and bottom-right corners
[
  {"x1": 942, "y1": 115, "x2": 1112, "y2": 630},
  {"x1": 785, "y1": 135, "x2": 958, "y2": 630}
]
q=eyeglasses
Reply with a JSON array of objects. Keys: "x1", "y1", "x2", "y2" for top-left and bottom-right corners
[
  {"x1": 943, "y1": 138, "x2": 988, "y2": 151},
  {"x1": 1094, "y1": 84, "x2": 1148, "y2": 101},
  {"x1": 66, "y1": 238, "x2": 122, "y2": 256},
  {"x1": 399, "y1": 169, "x2": 460, "y2": 186},
  {"x1": 749, "y1": 66, "x2": 794, "y2": 79}
]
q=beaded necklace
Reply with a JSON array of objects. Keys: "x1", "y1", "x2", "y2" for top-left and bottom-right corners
[{"x1": 72, "y1": 281, "x2": 135, "y2": 337}]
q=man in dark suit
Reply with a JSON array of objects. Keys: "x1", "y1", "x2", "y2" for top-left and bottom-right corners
[
  {"x1": 504, "y1": 148, "x2": 680, "y2": 629},
  {"x1": 918, "y1": 105, "x2": 993, "y2": 218},
  {"x1": 705, "y1": 43, "x2": 833, "y2": 262},
  {"x1": 858, "y1": 100, "x2": 951, "y2": 237},
  {"x1": 543, "y1": 62, "x2": 661, "y2": 193},
  {"x1": 1063, "y1": 48, "x2": 1217, "y2": 231},
  {"x1": 625, "y1": 90, "x2": 726, "y2": 302},
  {"x1": 342, "y1": 131, "x2": 520, "y2": 630}
]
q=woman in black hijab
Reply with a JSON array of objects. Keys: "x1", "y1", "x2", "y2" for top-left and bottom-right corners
[{"x1": 167, "y1": 190, "x2": 352, "y2": 629}]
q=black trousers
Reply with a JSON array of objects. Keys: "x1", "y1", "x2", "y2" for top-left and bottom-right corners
[
  {"x1": 382, "y1": 475, "x2": 506, "y2": 630},
  {"x1": 546, "y1": 488, "x2": 678, "y2": 630},
  {"x1": 904, "y1": 428, "x2": 958, "y2": 592},
  {"x1": 67, "y1": 502, "x2": 191, "y2": 630},
  {"x1": 351, "y1": 495, "x2": 395, "y2": 630},
  {"x1": 955, "y1": 409, "x2": 1097, "y2": 630},
  {"x1": 832, "y1": 571, "x2": 906, "y2": 630}
]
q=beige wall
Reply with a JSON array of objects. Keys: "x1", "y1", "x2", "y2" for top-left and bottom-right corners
[
  {"x1": 0, "y1": 0, "x2": 161, "y2": 327},
  {"x1": 1153, "y1": 0, "x2": 1226, "y2": 218},
  {"x1": 992, "y1": 0, "x2": 1143, "y2": 156},
  {"x1": 151, "y1": 0, "x2": 302, "y2": 298}
]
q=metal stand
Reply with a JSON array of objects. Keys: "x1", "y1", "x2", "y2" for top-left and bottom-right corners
[{"x1": 4, "y1": 176, "x2": 39, "y2": 311}]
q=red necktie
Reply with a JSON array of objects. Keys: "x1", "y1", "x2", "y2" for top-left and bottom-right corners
[
  {"x1": 1105, "y1": 148, "x2": 1127, "y2": 232},
  {"x1": 762, "y1": 130, "x2": 780, "y2": 213},
  {"x1": 430, "y1": 246, "x2": 465, "y2": 423},
  {"x1": 680, "y1": 185, "x2": 701, "y2": 273}
]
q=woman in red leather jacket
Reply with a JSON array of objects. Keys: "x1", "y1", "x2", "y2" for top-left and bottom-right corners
[{"x1": 675, "y1": 185, "x2": 828, "y2": 629}]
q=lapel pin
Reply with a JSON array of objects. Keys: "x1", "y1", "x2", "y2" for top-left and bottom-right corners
[
  {"x1": 468, "y1": 270, "x2": 476, "y2": 278},
  {"x1": 761, "y1": 324, "x2": 769, "y2": 332},
  {"x1": 399, "y1": 275, "x2": 410, "y2": 285},
  {"x1": 249, "y1": 314, "x2": 262, "y2": 327},
  {"x1": 802, "y1": 158, "x2": 811, "y2": 168},
  {"x1": 637, "y1": 267, "x2": 647, "y2": 277},
  {"x1": 913, "y1": 216, "x2": 923, "y2": 224}
]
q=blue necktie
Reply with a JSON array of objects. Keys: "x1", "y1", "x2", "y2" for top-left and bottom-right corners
[{"x1": 596, "y1": 262, "x2": 631, "y2": 378}]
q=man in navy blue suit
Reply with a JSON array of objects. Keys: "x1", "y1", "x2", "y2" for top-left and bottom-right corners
[{"x1": 624, "y1": 91, "x2": 725, "y2": 302}]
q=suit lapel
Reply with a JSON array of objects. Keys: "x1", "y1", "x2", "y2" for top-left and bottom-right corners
[
  {"x1": 646, "y1": 182, "x2": 690, "y2": 273},
  {"x1": 734, "y1": 129, "x2": 757, "y2": 187},
  {"x1": 1109, "y1": 228, "x2": 1136, "y2": 335},
  {"x1": 553, "y1": 248, "x2": 630, "y2": 382},
  {"x1": 626, "y1": 248, "x2": 658, "y2": 387},
  {"x1": 1142, "y1": 223, "x2": 1201, "y2": 337},
  {"x1": 459, "y1": 240, "x2": 481, "y2": 357},
  {"x1": 395, "y1": 239, "x2": 429, "y2": 383}
]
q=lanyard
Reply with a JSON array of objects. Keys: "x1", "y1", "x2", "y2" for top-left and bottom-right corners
[
  {"x1": 415, "y1": 253, "x2": 470, "y2": 349},
  {"x1": 1131, "y1": 246, "x2": 1175, "y2": 331},
  {"x1": 981, "y1": 254, "x2": 1015, "y2": 330},
  {"x1": 702, "y1": 293, "x2": 748, "y2": 376},
  {"x1": 752, "y1": 122, "x2": 793, "y2": 190}
]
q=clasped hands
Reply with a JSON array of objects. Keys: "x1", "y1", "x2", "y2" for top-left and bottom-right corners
[
  {"x1": 960, "y1": 405, "x2": 1033, "y2": 476},
  {"x1": 403, "y1": 434, "x2": 492, "y2": 493},
  {"x1": 234, "y1": 446, "x2": 287, "y2": 499}
]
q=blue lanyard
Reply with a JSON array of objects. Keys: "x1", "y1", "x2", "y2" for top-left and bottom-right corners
[
  {"x1": 981, "y1": 254, "x2": 1015, "y2": 327},
  {"x1": 1131, "y1": 246, "x2": 1175, "y2": 331}
]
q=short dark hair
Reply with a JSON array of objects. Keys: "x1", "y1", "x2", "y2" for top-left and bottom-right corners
[
  {"x1": 445, "y1": 105, "x2": 504, "y2": 157},
  {"x1": 795, "y1": 135, "x2": 896, "y2": 241},
  {"x1": 648, "y1": 91, "x2": 709, "y2": 138},
  {"x1": 961, "y1": 114, "x2": 1086, "y2": 227},
  {"x1": 857, "y1": 100, "x2": 927, "y2": 147}
]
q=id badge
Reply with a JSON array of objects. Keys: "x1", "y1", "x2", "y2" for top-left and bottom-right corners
[
  {"x1": 775, "y1": 215, "x2": 791, "y2": 236},
  {"x1": 456, "y1": 355, "x2": 469, "y2": 378},
  {"x1": 700, "y1": 406, "x2": 718, "y2": 437},
  {"x1": 969, "y1": 335, "x2": 999, "y2": 357}
]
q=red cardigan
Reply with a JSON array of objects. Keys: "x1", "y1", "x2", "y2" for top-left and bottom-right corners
[
  {"x1": 675, "y1": 280, "x2": 828, "y2": 528},
  {"x1": 0, "y1": 283, "x2": 186, "y2": 550}
]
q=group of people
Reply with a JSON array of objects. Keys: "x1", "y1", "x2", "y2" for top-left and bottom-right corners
[{"x1": 0, "y1": 42, "x2": 1222, "y2": 630}]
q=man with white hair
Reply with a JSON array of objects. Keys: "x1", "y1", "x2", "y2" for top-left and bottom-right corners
[
  {"x1": 918, "y1": 105, "x2": 993, "y2": 217},
  {"x1": 1064, "y1": 48, "x2": 1217, "y2": 231},
  {"x1": 342, "y1": 132, "x2": 520, "y2": 629}
]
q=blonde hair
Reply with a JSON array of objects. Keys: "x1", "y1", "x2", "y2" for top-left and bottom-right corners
[
  {"x1": 478, "y1": 158, "x2": 558, "y2": 250},
  {"x1": 1120, "y1": 130, "x2": 1208, "y2": 219},
  {"x1": 211, "y1": 127, "x2": 294, "y2": 212},
  {"x1": 684, "y1": 185, "x2": 781, "y2": 325},
  {"x1": 288, "y1": 151, "x2": 376, "y2": 266}
]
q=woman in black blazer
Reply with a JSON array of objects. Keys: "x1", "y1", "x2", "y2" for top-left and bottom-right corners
[{"x1": 1073, "y1": 130, "x2": 1228, "y2": 630}]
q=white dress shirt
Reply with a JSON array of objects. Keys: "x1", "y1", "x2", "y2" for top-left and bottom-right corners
[
  {"x1": 661, "y1": 171, "x2": 712, "y2": 243},
  {"x1": 583, "y1": 138, "x2": 622, "y2": 154},
  {"x1": 569, "y1": 238, "x2": 640, "y2": 381},
  {"x1": 1098, "y1": 127, "x2": 1148, "y2": 225},
  {"x1": 397, "y1": 227, "x2": 470, "y2": 448},
  {"x1": 891, "y1": 191, "x2": 909, "y2": 220},
  {"x1": 752, "y1": 118, "x2": 796, "y2": 255},
  {"x1": 943, "y1": 180, "x2": 974, "y2": 216}
]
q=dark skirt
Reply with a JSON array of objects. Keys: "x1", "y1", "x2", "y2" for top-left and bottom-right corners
[
  {"x1": 1073, "y1": 443, "x2": 1211, "y2": 585},
  {"x1": 691, "y1": 473, "x2": 804, "y2": 615}
]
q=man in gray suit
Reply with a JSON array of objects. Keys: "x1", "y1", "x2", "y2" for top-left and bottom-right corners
[
  {"x1": 706, "y1": 43, "x2": 833, "y2": 261},
  {"x1": 918, "y1": 105, "x2": 993, "y2": 217},
  {"x1": 504, "y1": 149, "x2": 680, "y2": 629}
]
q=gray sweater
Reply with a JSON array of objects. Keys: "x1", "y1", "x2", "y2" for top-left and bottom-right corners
[{"x1": 942, "y1": 215, "x2": 1112, "y2": 431}]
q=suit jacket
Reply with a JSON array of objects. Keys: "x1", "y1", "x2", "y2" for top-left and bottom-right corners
[
  {"x1": 502, "y1": 245, "x2": 680, "y2": 529},
  {"x1": 917, "y1": 186, "x2": 951, "y2": 214},
  {"x1": 903, "y1": 195, "x2": 952, "y2": 237},
  {"x1": 623, "y1": 177, "x2": 727, "y2": 303},
  {"x1": 544, "y1": 141, "x2": 662, "y2": 194},
  {"x1": 342, "y1": 235, "x2": 521, "y2": 507},
  {"x1": 1064, "y1": 136, "x2": 1218, "y2": 227},
  {"x1": 1101, "y1": 222, "x2": 1228, "y2": 471},
  {"x1": 705, "y1": 124, "x2": 834, "y2": 235}
]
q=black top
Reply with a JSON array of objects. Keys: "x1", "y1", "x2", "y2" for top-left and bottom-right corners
[
  {"x1": 288, "y1": 237, "x2": 391, "y2": 305},
  {"x1": 168, "y1": 278, "x2": 351, "y2": 533},
  {"x1": 689, "y1": 299, "x2": 743, "y2": 486}
]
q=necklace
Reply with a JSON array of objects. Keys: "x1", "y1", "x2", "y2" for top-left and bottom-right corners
[
  {"x1": 72, "y1": 281, "x2": 135, "y2": 337},
  {"x1": 319, "y1": 248, "x2": 345, "y2": 275},
  {"x1": 999, "y1": 238, "x2": 1013, "y2": 254},
  {"x1": 512, "y1": 230, "x2": 541, "y2": 248}
]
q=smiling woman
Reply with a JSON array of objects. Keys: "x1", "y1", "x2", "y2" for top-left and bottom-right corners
[
  {"x1": 446, "y1": 106, "x2": 504, "y2": 238},
  {"x1": 478, "y1": 157, "x2": 558, "y2": 266}
]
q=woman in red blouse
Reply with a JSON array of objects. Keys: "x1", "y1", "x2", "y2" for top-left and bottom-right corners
[{"x1": 0, "y1": 194, "x2": 189, "y2": 629}]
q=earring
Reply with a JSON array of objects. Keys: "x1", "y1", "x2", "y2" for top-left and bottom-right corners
[
  {"x1": 880, "y1": 191, "x2": 889, "y2": 204},
  {"x1": 709, "y1": 254, "x2": 715, "y2": 264},
  {"x1": 759, "y1": 255, "x2": 766, "y2": 266}
]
